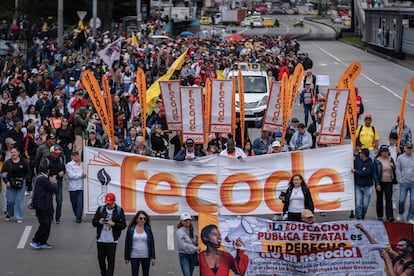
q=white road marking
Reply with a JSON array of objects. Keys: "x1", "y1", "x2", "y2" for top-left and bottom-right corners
[
  {"x1": 281, "y1": 22, "x2": 290, "y2": 34},
  {"x1": 167, "y1": 225, "x2": 175, "y2": 251},
  {"x1": 17, "y1": 226, "x2": 32, "y2": 249},
  {"x1": 314, "y1": 43, "x2": 414, "y2": 107}
]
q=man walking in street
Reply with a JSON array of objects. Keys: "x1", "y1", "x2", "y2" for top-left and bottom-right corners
[
  {"x1": 396, "y1": 143, "x2": 414, "y2": 223},
  {"x1": 92, "y1": 193, "x2": 127, "y2": 276},
  {"x1": 351, "y1": 148, "x2": 375, "y2": 220},
  {"x1": 30, "y1": 162, "x2": 57, "y2": 249},
  {"x1": 65, "y1": 151, "x2": 85, "y2": 223}
]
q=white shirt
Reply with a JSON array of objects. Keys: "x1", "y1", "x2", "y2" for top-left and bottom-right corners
[
  {"x1": 131, "y1": 231, "x2": 149, "y2": 258},
  {"x1": 288, "y1": 187, "x2": 305, "y2": 213},
  {"x1": 65, "y1": 160, "x2": 84, "y2": 191}
]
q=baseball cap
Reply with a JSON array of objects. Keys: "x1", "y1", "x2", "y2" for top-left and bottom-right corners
[
  {"x1": 272, "y1": 141, "x2": 281, "y2": 148},
  {"x1": 5, "y1": 137, "x2": 16, "y2": 145},
  {"x1": 274, "y1": 131, "x2": 283, "y2": 137},
  {"x1": 69, "y1": 77, "x2": 75, "y2": 81},
  {"x1": 180, "y1": 212, "x2": 192, "y2": 221},
  {"x1": 104, "y1": 193, "x2": 116, "y2": 204},
  {"x1": 365, "y1": 114, "x2": 372, "y2": 120},
  {"x1": 379, "y1": 145, "x2": 389, "y2": 152},
  {"x1": 50, "y1": 145, "x2": 62, "y2": 154},
  {"x1": 406, "y1": 143, "x2": 413, "y2": 148},
  {"x1": 291, "y1": 117, "x2": 299, "y2": 123},
  {"x1": 46, "y1": 134, "x2": 56, "y2": 140},
  {"x1": 301, "y1": 209, "x2": 314, "y2": 218},
  {"x1": 186, "y1": 139, "x2": 194, "y2": 145}
]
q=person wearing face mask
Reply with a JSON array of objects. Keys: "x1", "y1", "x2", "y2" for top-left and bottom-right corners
[
  {"x1": 92, "y1": 193, "x2": 127, "y2": 276},
  {"x1": 220, "y1": 138, "x2": 247, "y2": 159}
]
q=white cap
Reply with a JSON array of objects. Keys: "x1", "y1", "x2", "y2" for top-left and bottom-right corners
[
  {"x1": 272, "y1": 141, "x2": 281, "y2": 148},
  {"x1": 180, "y1": 212, "x2": 192, "y2": 221}
]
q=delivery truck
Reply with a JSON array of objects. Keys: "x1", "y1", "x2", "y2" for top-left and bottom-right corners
[{"x1": 220, "y1": 9, "x2": 246, "y2": 25}]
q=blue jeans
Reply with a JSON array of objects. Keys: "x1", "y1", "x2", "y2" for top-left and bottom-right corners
[
  {"x1": 179, "y1": 252, "x2": 197, "y2": 276},
  {"x1": 69, "y1": 190, "x2": 83, "y2": 220},
  {"x1": 303, "y1": 103, "x2": 313, "y2": 126},
  {"x1": 399, "y1": 182, "x2": 414, "y2": 221},
  {"x1": 355, "y1": 185, "x2": 373, "y2": 219},
  {"x1": 55, "y1": 180, "x2": 63, "y2": 221},
  {"x1": 6, "y1": 184, "x2": 26, "y2": 220}
]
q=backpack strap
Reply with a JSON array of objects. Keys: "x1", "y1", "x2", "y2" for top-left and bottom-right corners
[{"x1": 403, "y1": 260, "x2": 414, "y2": 272}]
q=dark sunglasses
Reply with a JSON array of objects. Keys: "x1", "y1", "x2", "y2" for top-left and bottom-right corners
[{"x1": 138, "y1": 217, "x2": 146, "y2": 221}]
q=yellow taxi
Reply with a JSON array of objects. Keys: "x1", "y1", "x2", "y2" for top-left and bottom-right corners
[
  {"x1": 262, "y1": 17, "x2": 280, "y2": 27},
  {"x1": 200, "y1": 16, "x2": 213, "y2": 25}
]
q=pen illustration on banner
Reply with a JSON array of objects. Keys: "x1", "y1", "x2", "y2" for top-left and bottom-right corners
[
  {"x1": 97, "y1": 168, "x2": 111, "y2": 205},
  {"x1": 225, "y1": 218, "x2": 254, "y2": 243}
]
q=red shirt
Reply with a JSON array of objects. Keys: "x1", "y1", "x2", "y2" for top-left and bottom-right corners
[{"x1": 199, "y1": 250, "x2": 249, "y2": 276}]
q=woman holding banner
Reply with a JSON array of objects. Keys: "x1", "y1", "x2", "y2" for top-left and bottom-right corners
[
  {"x1": 280, "y1": 174, "x2": 315, "y2": 222},
  {"x1": 199, "y1": 224, "x2": 249, "y2": 276}
]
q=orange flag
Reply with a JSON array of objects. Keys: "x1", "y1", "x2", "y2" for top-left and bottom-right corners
[
  {"x1": 102, "y1": 76, "x2": 115, "y2": 148},
  {"x1": 136, "y1": 68, "x2": 147, "y2": 138},
  {"x1": 232, "y1": 75, "x2": 236, "y2": 137},
  {"x1": 238, "y1": 70, "x2": 245, "y2": 148},
  {"x1": 288, "y1": 63, "x2": 305, "y2": 113},
  {"x1": 337, "y1": 62, "x2": 362, "y2": 146},
  {"x1": 204, "y1": 78, "x2": 212, "y2": 149},
  {"x1": 411, "y1": 77, "x2": 414, "y2": 93},
  {"x1": 280, "y1": 73, "x2": 289, "y2": 147},
  {"x1": 81, "y1": 70, "x2": 114, "y2": 146},
  {"x1": 397, "y1": 86, "x2": 408, "y2": 149}
]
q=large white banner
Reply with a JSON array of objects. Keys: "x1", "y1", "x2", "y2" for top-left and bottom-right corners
[
  {"x1": 159, "y1": 80, "x2": 182, "y2": 131},
  {"x1": 84, "y1": 144, "x2": 354, "y2": 215},
  {"x1": 262, "y1": 82, "x2": 283, "y2": 132},
  {"x1": 318, "y1": 88, "x2": 349, "y2": 145},
  {"x1": 180, "y1": 86, "x2": 205, "y2": 143},
  {"x1": 202, "y1": 215, "x2": 409, "y2": 276},
  {"x1": 210, "y1": 80, "x2": 233, "y2": 133}
]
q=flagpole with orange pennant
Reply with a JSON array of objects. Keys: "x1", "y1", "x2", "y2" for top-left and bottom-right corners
[
  {"x1": 204, "y1": 78, "x2": 212, "y2": 150},
  {"x1": 102, "y1": 75, "x2": 115, "y2": 149},
  {"x1": 280, "y1": 73, "x2": 289, "y2": 147},
  {"x1": 232, "y1": 75, "x2": 237, "y2": 138},
  {"x1": 81, "y1": 70, "x2": 113, "y2": 147},
  {"x1": 397, "y1": 86, "x2": 408, "y2": 150},
  {"x1": 238, "y1": 70, "x2": 245, "y2": 148},
  {"x1": 288, "y1": 63, "x2": 305, "y2": 114},
  {"x1": 337, "y1": 61, "x2": 362, "y2": 147},
  {"x1": 136, "y1": 68, "x2": 147, "y2": 138}
]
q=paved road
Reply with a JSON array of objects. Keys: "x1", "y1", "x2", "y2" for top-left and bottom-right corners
[{"x1": 1, "y1": 41, "x2": 414, "y2": 275}]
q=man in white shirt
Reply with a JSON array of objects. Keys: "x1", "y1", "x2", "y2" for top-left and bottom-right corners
[
  {"x1": 65, "y1": 151, "x2": 85, "y2": 223},
  {"x1": 220, "y1": 138, "x2": 247, "y2": 159}
]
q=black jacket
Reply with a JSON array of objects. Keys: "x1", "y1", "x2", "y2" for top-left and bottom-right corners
[
  {"x1": 92, "y1": 204, "x2": 127, "y2": 242},
  {"x1": 283, "y1": 184, "x2": 314, "y2": 214},
  {"x1": 354, "y1": 157, "x2": 375, "y2": 187},
  {"x1": 32, "y1": 173, "x2": 57, "y2": 212},
  {"x1": 124, "y1": 224, "x2": 156, "y2": 260}
]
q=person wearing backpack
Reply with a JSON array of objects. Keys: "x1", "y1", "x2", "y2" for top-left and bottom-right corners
[
  {"x1": 356, "y1": 114, "x2": 379, "y2": 159},
  {"x1": 92, "y1": 193, "x2": 127, "y2": 276}
]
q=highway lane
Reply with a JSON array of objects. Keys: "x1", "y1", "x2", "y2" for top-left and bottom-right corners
[{"x1": 1, "y1": 40, "x2": 413, "y2": 275}]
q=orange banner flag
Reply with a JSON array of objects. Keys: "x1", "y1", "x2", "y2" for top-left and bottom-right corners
[
  {"x1": 280, "y1": 73, "x2": 289, "y2": 147},
  {"x1": 398, "y1": 86, "x2": 408, "y2": 149},
  {"x1": 238, "y1": 70, "x2": 245, "y2": 148},
  {"x1": 204, "y1": 78, "x2": 212, "y2": 149},
  {"x1": 136, "y1": 68, "x2": 147, "y2": 138},
  {"x1": 232, "y1": 75, "x2": 236, "y2": 137},
  {"x1": 289, "y1": 63, "x2": 305, "y2": 113},
  {"x1": 337, "y1": 62, "x2": 362, "y2": 146},
  {"x1": 411, "y1": 77, "x2": 414, "y2": 93},
  {"x1": 81, "y1": 70, "x2": 114, "y2": 145},
  {"x1": 102, "y1": 76, "x2": 115, "y2": 148}
]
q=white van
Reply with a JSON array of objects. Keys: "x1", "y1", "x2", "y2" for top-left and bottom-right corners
[{"x1": 227, "y1": 63, "x2": 270, "y2": 122}]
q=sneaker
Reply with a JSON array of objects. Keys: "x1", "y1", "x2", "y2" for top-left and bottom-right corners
[
  {"x1": 396, "y1": 214, "x2": 402, "y2": 222},
  {"x1": 30, "y1": 242, "x2": 41, "y2": 249},
  {"x1": 40, "y1": 243, "x2": 53, "y2": 249},
  {"x1": 408, "y1": 219, "x2": 414, "y2": 224},
  {"x1": 5, "y1": 215, "x2": 10, "y2": 221},
  {"x1": 55, "y1": 220, "x2": 60, "y2": 224},
  {"x1": 349, "y1": 211, "x2": 355, "y2": 219},
  {"x1": 25, "y1": 191, "x2": 30, "y2": 196},
  {"x1": 76, "y1": 219, "x2": 82, "y2": 223},
  {"x1": 17, "y1": 220, "x2": 22, "y2": 224}
]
